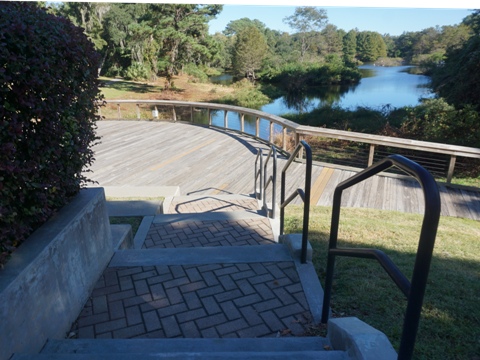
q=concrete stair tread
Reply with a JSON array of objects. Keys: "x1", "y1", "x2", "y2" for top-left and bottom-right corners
[
  {"x1": 13, "y1": 352, "x2": 347, "y2": 359},
  {"x1": 42, "y1": 337, "x2": 333, "y2": 353},
  {"x1": 109, "y1": 244, "x2": 292, "y2": 267}
]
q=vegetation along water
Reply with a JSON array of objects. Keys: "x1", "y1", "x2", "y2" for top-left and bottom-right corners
[{"x1": 50, "y1": 3, "x2": 478, "y2": 181}]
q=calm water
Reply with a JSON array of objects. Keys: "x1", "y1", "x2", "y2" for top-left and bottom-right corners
[{"x1": 207, "y1": 65, "x2": 434, "y2": 139}]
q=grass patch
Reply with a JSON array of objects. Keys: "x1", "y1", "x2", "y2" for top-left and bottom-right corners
[
  {"x1": 109, "y1": 216, "x2": 143, "y2": 237},
  {"x1": 284, "y1": 205, "x2": 480, "y2": 359}
]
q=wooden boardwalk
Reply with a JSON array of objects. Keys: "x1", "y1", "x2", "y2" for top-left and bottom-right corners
[{"x1": 87, "y1": 120, "x2": 480, "y2": 220}]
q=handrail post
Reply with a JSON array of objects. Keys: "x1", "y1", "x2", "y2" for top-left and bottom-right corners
[
  {"x1": 241, "y1": 114, "x2": 245, "y2": 133},
  {"x1": 224, "y1": 110, "x2": 228, "y2": 129},
  {"x1": 279, "y1": 140, "x2": 312, "y2": 263},
  {"x1": 136, "y1": 104, "x2": 140, "y2": 120},
  {"x1": 321, "y1": 155, "x2": 441, "y2": 360},
  {"x1": 208, "y1": 108, "x2": 212, "y2": 126},
  {"x1": 117, "y1": 103, "x2": 121, "y2": 119},
  {"x1": 256, "y1": 117, "x2": 260, "y2": 138},
  {"x1": 172, "y1": 106, "x2": 177, "y2": 122}
]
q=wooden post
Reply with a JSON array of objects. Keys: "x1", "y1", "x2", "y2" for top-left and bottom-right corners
[
  {"x1": 191, "y1": 106, "x2": 194, "y2": 123},
  {"x1": 256, "y1": 117, "x2": 260, "y2": 138},
  {"x1": 224, "y1": 110, "x2": 228, "y2": 128},
  {"x1": 208, "y1": 108, "x2": 212, "y2": 126},
  {"x1": 117, "y1": 104, "x2": 121, "y2": 119},
  {"x1": 172, "y1": 106, "x2": 177, "y2": 122},
  {"x1": 136, "y1": 104, "x2": 140, "y2": 120},
  {"x1": 241, "y1": 114, "x2": 245, "y2": 133},
  {"x1": 269, "y1": 121, "x2": 274, "y2": 144},
  {"x1": 368, "y1": 144, "x2": 376, "y2": 166},
  {"x1": 447, "y1": 155, "x2": 456, "y2": 184}
]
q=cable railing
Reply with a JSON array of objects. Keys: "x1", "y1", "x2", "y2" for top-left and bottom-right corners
[
  {"x1": 280, "y1": 140, "x2": 313, "y2": 264},
  {"x1": 99, "y1": 100, "x2": 480, "y2": 185},
  {"x1": 321, "y1": 154, "x2": 441, "y2": 360}
]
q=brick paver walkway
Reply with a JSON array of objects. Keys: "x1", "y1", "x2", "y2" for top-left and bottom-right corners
[
  {"x1": 72, "y1": 262, "x2": 312, "y2": 339},
  {"x1": 143, "y1": 218, "x2": 275, "y2": 249},
  {"x1": 70, "y1": 194, "x2": 319, "y2": 342}
]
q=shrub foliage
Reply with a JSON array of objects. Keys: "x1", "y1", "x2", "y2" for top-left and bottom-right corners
[{"x1": 0, "y1": 3, "x2": 103, "y2": 266}]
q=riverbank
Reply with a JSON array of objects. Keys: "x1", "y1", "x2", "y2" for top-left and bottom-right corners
[{"x1": 100, "y1": 74, "x2": 234, "y2": 102}]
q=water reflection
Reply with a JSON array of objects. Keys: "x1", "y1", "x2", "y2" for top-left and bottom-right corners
[{"x1": 206, "y1": 65, "x2": 434, "y2": 138}]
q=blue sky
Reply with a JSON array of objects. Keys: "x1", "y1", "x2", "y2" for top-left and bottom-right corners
[{"x1": 208, "y1": 5, "x2": 474, "y2": 36}]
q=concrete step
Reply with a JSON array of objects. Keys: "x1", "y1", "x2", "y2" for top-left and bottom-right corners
[
  {"x1": 110, "y1": 224, "x2": 133, "y2": 250},
  {"x1": 15, "y1": 338, "x2": 347, "y2": 359},
  {"x1": 41, "y1": 337, "x2": 334, "y2": 354},
  {"x1": 109, "y1": 244, "x2": 293, "y2": 267},
  {"x1": 13, "y1": 351, "x2": 347, "y2": 359}
]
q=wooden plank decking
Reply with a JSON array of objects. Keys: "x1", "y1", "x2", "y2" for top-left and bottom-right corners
[{"x1": 87, "y1": 120, "x2": 480, "y2": 220}]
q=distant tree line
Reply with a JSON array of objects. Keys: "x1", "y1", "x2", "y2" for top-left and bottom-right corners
[{"x1": 46, "y1": 3, "x2": 479, "y2": 112}]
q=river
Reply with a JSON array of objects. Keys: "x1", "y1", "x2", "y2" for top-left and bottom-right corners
[{"x1": 207, "y1": 65, "x2": 434, "y2": 139}]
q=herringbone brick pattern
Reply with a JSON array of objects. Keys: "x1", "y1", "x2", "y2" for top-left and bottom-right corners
[
  {"x1": 166, "y1": 198, "x2": 260, "y2": 214},
  {"x1": 72, "y1": 262, "x2": 312, "y2": 339},
  {"x1": 143, "y1": 218, "x2": 275, "y2": 249}
]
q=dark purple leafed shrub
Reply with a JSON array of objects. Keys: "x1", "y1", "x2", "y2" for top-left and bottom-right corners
[{"x1": 0, "y1": 3, "x2": 104, "y2": 267}]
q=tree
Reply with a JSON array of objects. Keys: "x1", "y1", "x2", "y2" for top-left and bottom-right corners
[
  {"x1": 232, "y1": 25, "x2": 268, "y2": 80},
  {"x1": 430, "y1": 10, "x2": 480, "y2": 110},
  {"x1": 146, "y1": 4, "x2": 222, "y2": 88},
  {"x1": 319, "y1": 24, "x2": 344, "y2": 56},
  {"x1": 356, "y1": 31, "x2": 387, "y2": 62},
  {"x1": 58, "y1": 2, "x2": 109, "y2": 50},
  {"x1": 343, "y1": 29, "x2": 357, "y2": 64},
  {"x1": 283, "y1": 6, "x2": 328, "y2": 62},
  {"x1": 223, "y1": 18, "x2": 266, "y2": 36}
]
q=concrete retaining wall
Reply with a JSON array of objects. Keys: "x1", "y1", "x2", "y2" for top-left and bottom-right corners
[{"x1": 0, "y1": 188, "x2": 113, "y2": 360}]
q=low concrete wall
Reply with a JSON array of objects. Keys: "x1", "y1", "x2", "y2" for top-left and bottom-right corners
[{"x1": 0, "y1": 188, "x2": 113, "y2": 360}]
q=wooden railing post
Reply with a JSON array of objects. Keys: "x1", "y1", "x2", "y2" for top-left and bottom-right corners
[
  {"x1": 269, "y1": 121, "x2": 274, "y2": 144},
  {"x1": 283, "y1": 127, "x2": 287, "y2": 152},
  {"x1": 368, "y1": 144, "x2": 376, "y2": 166},
  {"x1": 190, "y1": 106, "x2": 194, "y2": 123},
  {"x1": 136, "y1": 104, "x2": 140, "y2": 120},
  {"x1": 241, "y1": 114, "x2": 245, "y2": 133},
  {"x1": 172, "y1": 106, "x2": 177, "y2": 122},
  {"x1": 117, "y1": 103, "x2": 121, "y2": 119},
  {"x1": 208, "y1": 108, "x2": 212, "y2": 126},
  {"x1": 447, "y1": 155, "x2": 457, "y2": 184},
  {"x1": 256, "y1": 117, "x2": 260, "y2": 138},
  {"x1": 224, "y1": 110, "x2": 228, "y2": 128}
]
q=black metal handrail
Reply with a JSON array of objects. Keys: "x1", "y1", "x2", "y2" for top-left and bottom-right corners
[
  {"x1": 280, "y1": 140, "x2": 313, "y2": 264},
  {"x1": 263, "y1": 146, "x2": 277, "y2": 218},
  {"x1": 321, "y1": 154, "x2": 441, "y2": 360},
  {"x1": 254, "y1": 149, "x2": 263, "y2": 201}
]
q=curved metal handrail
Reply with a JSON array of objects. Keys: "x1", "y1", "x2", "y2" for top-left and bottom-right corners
[
  {"x1": 263, "y1": 146, "x2": 277, "y2": 219},
  {"x1": 254, "y1": 149, "x2": 263, "y2": 201},
  {"x1": 321, "y1": 154, "x2": 441, "y2": 360},
  {"x1": 280, "y1": 140, "x2": 312, "y2": 264}
]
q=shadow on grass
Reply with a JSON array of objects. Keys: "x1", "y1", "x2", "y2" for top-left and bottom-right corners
[
  {"x1": 100, "y1": 79, "x2": 162, "y2": 94},
  {"x1": 287, "y1": 222, "x2": 480, "y2": 360}
]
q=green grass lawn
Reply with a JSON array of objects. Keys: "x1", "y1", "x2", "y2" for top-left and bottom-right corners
[{"x1": 284, "y1": 205, "x2": 480, "y2": 360}]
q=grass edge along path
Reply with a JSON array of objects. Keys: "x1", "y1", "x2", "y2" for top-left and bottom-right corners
[{"x1": 284, "y1": 205, "x2": 480, "y2": 360}]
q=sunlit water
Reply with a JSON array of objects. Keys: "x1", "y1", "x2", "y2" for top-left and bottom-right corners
[{"x1": 208, "y1": 65, "x2": 434, "y2": 139}]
